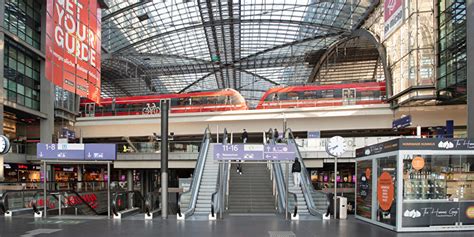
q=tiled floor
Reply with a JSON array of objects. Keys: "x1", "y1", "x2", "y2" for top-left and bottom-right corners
[{"x1": 1, "y1": 215, "x2": 474, "y2": 237}]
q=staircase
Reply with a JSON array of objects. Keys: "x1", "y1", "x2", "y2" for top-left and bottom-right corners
[
  {"x1": 228, "y1": 163, "x2": 275, "y2": 213},
  {"x1": 194, "y1": 144, "x2": 218, "y2": 215}
]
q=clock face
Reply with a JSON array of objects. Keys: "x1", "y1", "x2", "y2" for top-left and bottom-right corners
[
  {"x1": 0, "y1": 135, "x2": 10, "y2": 154},
  {"x1": 326, "y1": 136, "x2": 346, "y2": 157}
]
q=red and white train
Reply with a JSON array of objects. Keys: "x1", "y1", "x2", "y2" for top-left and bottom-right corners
[
  {"x1": 80, "y1": 88, "x2": 247, "y2": 117},
  {"x1": 80, "y1": 82, "x2": 386, "y2": 117}
]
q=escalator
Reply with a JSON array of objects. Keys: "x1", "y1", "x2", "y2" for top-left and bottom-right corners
[
  {"x1": 285, "y1": 128, "x2": 329, "y2": 218},
  {"x1": 0, "y1": 189, "x2": 43, "y2": 216},
  {"x1": 268, "y1": 128, "x2": 328, "y2": 219},
  {"x1": 178, "y1": 127, "x2": 224, "y2": 219},
  {"x1": 31, "y1": 190, "x2": 101, "y2": 216}
]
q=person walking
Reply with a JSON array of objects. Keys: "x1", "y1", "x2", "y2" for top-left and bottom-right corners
[
  {"x1": 292, "y1": 158, "x2": 301, "y2": 187},
  {"x1": 242, "y1": 129, "x2": 248, "y2": 144}
]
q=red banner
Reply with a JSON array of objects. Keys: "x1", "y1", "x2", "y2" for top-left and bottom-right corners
[{"x1": 46, "y1": 0, "x2": 101, "y2": 104}]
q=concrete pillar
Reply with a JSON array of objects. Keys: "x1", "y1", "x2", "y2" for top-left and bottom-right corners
[
  {"x1": 39, "y1": 0, "x2": 54, "y2": 143},
  {"x1": 0, "y1": 0, "x2": 6, "y2": 182},
  {"x1": 127, "y1": 170, "x2": 133, "y2": 208},
  {"x1": 77, "y1": 165, "x2": 83, "y2": 191},
  {"x1": 467, "y1": 0, "x2": 474, "y2": 137},
  {"x1": 0, "y1": 157, "x2": 4, "y2": 182},
  {"x1": 161, "y1": 100, "x2": 169, "y2": 219}
]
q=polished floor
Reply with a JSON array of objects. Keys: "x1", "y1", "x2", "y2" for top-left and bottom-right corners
[{"x1": 1, "y1": 215, "x2": 474, "y2": 237}]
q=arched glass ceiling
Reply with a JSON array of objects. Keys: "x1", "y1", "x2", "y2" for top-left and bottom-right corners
[{"x1": 101, "y1": 0, "x2": 378, "y2": 102}]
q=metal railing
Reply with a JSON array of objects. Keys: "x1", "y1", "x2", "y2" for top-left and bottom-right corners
[
  {"x1": 271, "y1": 161, "x2": 297, "y2": 218},
  {"x1": 177, "y1": 127, "x2": 212, "y2": 218},
  {"x1": 144, "y1": 191, "x2": 161, "y2": 217}
]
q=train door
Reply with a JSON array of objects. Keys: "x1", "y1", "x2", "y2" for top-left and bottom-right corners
[
  {"x1": 85, "y1": 103, "x2": 95, "y2": 117},
  {"x1": 342, "y1": 88, "x2": 356, "y2": 105}
]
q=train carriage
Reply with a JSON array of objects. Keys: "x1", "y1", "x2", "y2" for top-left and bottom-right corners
[
  {"x1": 80, "y1": 89, "x2": 247, "y2": 117},
  {"x1": 256, "y1": 82, "x2": 386, "y2": 109}
]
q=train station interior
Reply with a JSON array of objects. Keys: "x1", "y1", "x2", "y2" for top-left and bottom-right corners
[{"x1": 1, "y1": 0, "x2": 474, "y2": 236}]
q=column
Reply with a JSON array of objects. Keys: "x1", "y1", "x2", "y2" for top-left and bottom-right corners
[
  {"x1": 77, "y1": 165, "x2": 83, "y2": 191},
  {"x1": 40, "y1": 0, "x2": 54, "y2": 143},
  {"x1": 467, "y1": 0, "x2": 474, "y2": 137},
  {"x1": 127, "y1": 170, "x2": 133, "y2": 209},
  {"x1": 161, "y1": 100, "x2": 169, "y2": 219},
  {"x1": 0, "y1": 0, "x2": 6, "y2": 182}
]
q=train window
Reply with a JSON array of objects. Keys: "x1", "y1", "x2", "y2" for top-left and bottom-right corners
[
  {"x1": 321, "y1": 90, "x2": 334, "y2": 98},
  {"x1": 304, "y1": 91, "x2": 318, "y2": 99},
  {"x1": 191, "y1": 97, "x2": 201, "y2": 105},
  {"x1": 178, "y1": 98, "x2": 187, "y2": 106},
  {"x1": 334, "y1": 89, "x2": 342, "y2": 98},
  {"x1": 278, "y1": 93, "x2": 288, "y2": 100},
  {"x1": 170, "y1": 98, "x2": 179, "y2": 106},
  {"x1": 207, "y1": 96, "x2": 217, "y2": 105},
  {"x1": 265, "y1": 93, "x2": 275, "y2": 101},
  {"x1": 288, "y1": 92, "x2": 298, "y2": 100},
  {"x1": 216, "y1": 96, "x2": 226, "y2": 104}
]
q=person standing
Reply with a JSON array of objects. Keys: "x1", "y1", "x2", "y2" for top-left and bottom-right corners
[
  {"x1": 242, "y1": 129, "x2": 248, "y2": 144},
  {"x1": 292, "y1": 158, "x2": 301, "y2": 187},
  {"x1": 274, "y1": 128, "x2": 279, "y2": 143}
]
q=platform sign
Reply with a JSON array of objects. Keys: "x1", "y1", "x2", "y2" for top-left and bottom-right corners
[
  {"x1": 37, "y1": 143, "x2": 116, "y2": 160},
  {"x1": 264, "y1": 144, "x2": 296, "y2": 161},
  {"x1": 213, "y1": 144, "x2": 295, "y2": 161},
  {"x1": 84, "y1": 144, "x2": 117, "y2": 160},
  {"x1": 214, "y1": 144, "x2": 264, "y2": 161},
  {"x1": 37, "y1": 143, "x2": 85, "y2": 160}
]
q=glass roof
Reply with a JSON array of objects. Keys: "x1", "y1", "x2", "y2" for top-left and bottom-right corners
[{"x1": 101, "y1": 0, "x2": 377, "y2": 103}]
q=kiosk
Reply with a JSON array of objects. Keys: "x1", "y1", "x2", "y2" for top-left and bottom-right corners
[{"x1": 355, "y1": 138, "x2": 474, "y2": 232}]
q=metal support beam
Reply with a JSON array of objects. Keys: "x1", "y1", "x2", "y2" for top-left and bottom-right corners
[
  {"x1": 468, "y1": 0, "x2": 474, "y2": 137},
  {"x1": 161, "y1": 100, "x2": 169, "y2": 219}
]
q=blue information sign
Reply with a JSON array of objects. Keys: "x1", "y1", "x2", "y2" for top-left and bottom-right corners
[
  {"x1": 37, "y1": 143, "x2": 117, "y2": 161},
  {"x1": 214, "y1": 144, "x2": 296, "y2": 161},
  {"x1": 264, "y1": 144, "x2": 296, "y2": 161},
  {"x1": 37, "y1": 143, "x2": 85, "y2": 160},
  {"x1": 85, "y1": 144, "x2": 117, "y2": 160},
  {"x1": 214, "y1": 144, "x2": 264, "y2": 161}
]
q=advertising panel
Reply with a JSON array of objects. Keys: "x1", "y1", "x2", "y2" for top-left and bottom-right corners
[
  {"x1": 45, "y1": 0, "x2": 102, "y2": 104},
  {"x1": 402, "y1": 202, "x2": 474, "y2": 227},
  {"x1": 384, "y1": 0, "x2": 404, "y2": 39}
]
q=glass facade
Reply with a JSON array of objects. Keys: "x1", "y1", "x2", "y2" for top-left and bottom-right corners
[
  {"x1": 363, "y1": 0, "x2": 437, "y2": 106},
  {"x1": 3, "y1": 37, "x2": 40, "y2": 110},
  {"x1": 437, "y1": 0, "x2": 466, "y2": 103},
  {"x1": 4, "y1": 0, "x2": 42, "y2": 49}
]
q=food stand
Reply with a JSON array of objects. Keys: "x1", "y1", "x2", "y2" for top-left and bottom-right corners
[{"x1": 355, "y1": 138, "x2": 474, "y2": 232}]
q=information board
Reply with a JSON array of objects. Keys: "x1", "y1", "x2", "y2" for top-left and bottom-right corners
[
  {"x1": 37, "y1": 143, "x2": 116, "y2": 161},
  {"x1": 213, "y1": 144, "x2": 296, "y2": 161}
]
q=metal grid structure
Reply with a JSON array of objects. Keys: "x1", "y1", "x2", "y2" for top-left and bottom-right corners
[{"x1": 101, "y1": 0, "x2": 379, "y2": 105}]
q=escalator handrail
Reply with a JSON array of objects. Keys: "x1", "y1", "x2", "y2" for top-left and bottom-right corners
[
  {"x1": 145, "y1": 191, "x2": 161, "y2": 216},
  {"x1": 211, "y1": 157, "x2": 230, "y2": 217},
  {"x1": 112, "y1": 190, "x2": 145, "y2": 216},
  {"x1": 286, "y1": 128, "x2": 327, "y2": 216},
  {"x1": 0, "y1": 189, "x2": 43, "y2": 214},
  {"x1": 177, "y1": 127, "x2": 211, "y2": 217},
  {"x1": 211, "y1": 129, "x2": 229, "y2": 217}
]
